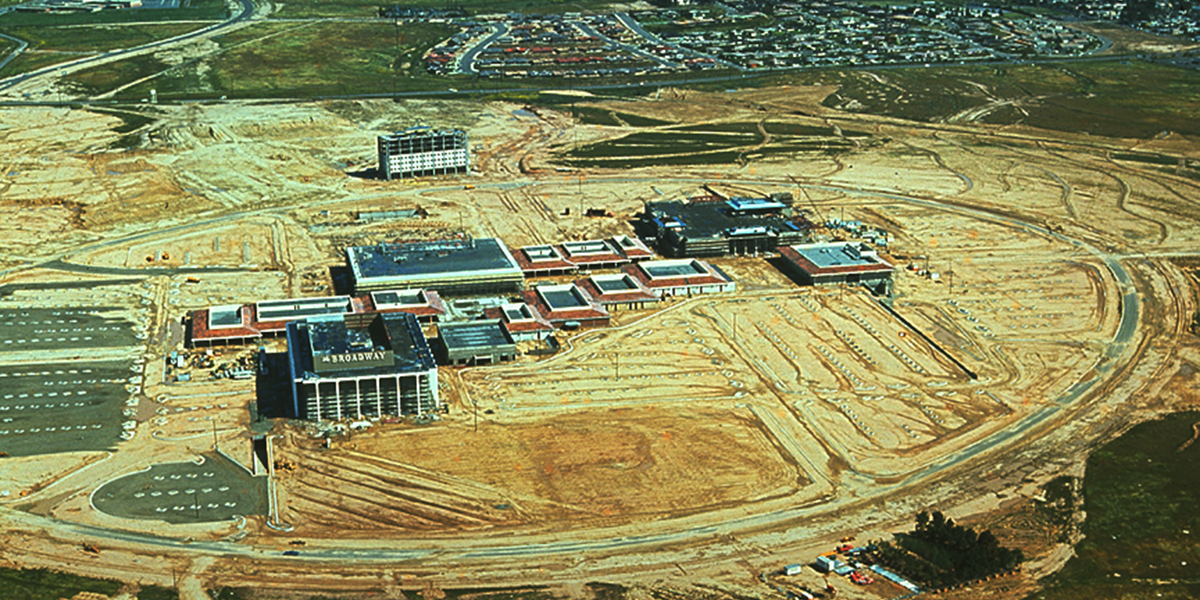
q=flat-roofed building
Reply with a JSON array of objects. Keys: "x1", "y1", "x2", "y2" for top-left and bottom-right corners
[
  {"x1": 778, "y1": 242, "x2": 894, "y2": 287},
  {"x1": 575, "y1": 273, "x2": 659, "y2": 310},
  {"x1": 377, "y1": 127, "x2": 469, "y2": 180},
  {"x1": 436, "y1": 320, "x2": 517, "y2": 365},
  {"x1": 558, "y1": 239, "x2": 627, "y2": 270},
  {"x1": 188, "y1": 290, "x2": 445, "y2": 347},
  {"x1": 641, "y1": 196, "x2": 812, "y2": 257},
  {"x1": 347, "y1": 237, "x2": 524, "y2": 295},
  {"x1": 611, "y1": 235, "x2": 655, "y2": 262},
  {"x1": 188, "y1": 304, "x2": 258, "y2": 346},
  {"x1": 286, "y1": 312, "x2": 438, "y2": 420},
  {"x1": 623, "y1": 258, "x2": 736, "y2": 297},
  {"x1": 521, "y1": 283, "x2": 610, "y2": 329},
  {"x1": 484, "y1": 302, "x2": 555, "y2": 341},
  {"x1": 512, "y1": 236, "x2": 657, "y2": 278},
  {"x1": 366, "y1": 289, "x2": 446, "y2": 323},
  {"x1": 513, "y1": 244, "x2": 575, "y2": 277}
]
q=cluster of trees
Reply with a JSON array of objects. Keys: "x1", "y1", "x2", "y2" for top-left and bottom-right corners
[
  {"x1": 876, "y1": 511, "x2": 1024, "y2": 589},
  {"x1": 1120, "y1": 0, "x2": 1198, "y2": 23}
]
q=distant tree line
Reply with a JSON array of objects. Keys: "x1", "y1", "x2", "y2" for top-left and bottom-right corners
[{"x1": 876, "y1": 510, "x2": 1024, "y2": 589}]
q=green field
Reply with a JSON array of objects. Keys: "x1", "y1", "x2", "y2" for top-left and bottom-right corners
[
  {"x1": 808, "y1": 60, "x2": 1200, "y2": 139},
  {"x1": 272, "y1": 0, "x2": 611, "y2": 19},
  {"x1": 63, "y1": 21, "x2": 459, "y2": 100},
  {"x1": 0, "y1": 0, "x2": 227, "y2": 27},
  {"x1": 559, "y1": 118, "x2": 864, "y2": 168},
  {"x1": 0, "y1": 567, "x2": 124, "y2": 600},
  {"x1": 3, "y1": 22, "x2": 202, "y2": 53},
  {"x1": 1029, "y1": 412, "x2": 1200, "y2": 600}
]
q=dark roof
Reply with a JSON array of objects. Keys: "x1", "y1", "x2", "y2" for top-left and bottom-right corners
[
  {"x1": 290, "y1": 312, "x2": 435, "y2": 378},
  {"x1": 643, "y1": 198, "x2": 806, "y2": 242},
  {"x1": 439, "y1": 320, "x2": 514, "y2": 350},
  {"x1": 348, "y1": 238, "x2": 520, "y2": 280}
]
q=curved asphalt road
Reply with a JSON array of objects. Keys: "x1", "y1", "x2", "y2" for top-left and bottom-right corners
[
  {"x1": 0, "y1": 0, "x2": 255, "y2": 94},
  {"x1": 0, "y1": 31, "x2": 29, "y2": 73},
  {"x1": 456, "y1": 22, "x2": 509, "y2": 75},
  {"x1": 0, "y1": 174, "x2": 1143, "y2": 574}
]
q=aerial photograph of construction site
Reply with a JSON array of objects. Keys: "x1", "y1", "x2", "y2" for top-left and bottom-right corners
[{"x1": 1, "y1": 0, "x2": 1200, "y2": 599}]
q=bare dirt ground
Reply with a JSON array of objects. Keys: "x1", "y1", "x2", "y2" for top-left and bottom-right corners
[{"x1": 0, "y1": 80, "x2": 1199, "y2": 599}]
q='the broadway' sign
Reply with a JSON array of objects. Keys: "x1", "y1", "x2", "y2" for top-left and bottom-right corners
[{"x1": 314, "y1": 350, "x2": 394, "y2": 372}]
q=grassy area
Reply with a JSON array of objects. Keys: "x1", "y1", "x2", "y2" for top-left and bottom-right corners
[
  {"x1": 560, "y1": 117, "x2": 865, "y2": 168},
  {"x1": 0, "y1": 49, "x2": 70, "y2": 78},
  {"x1": 2, "y1": 22, "x2": 202, "y2": 52},
  {"x1": 63, "y1": 21, "x2": 458, "y2": 100},
  {"x1": 207, "y1": 585, "x2": 623, "y2": 600},
  {"x1": 1029, "y1": 411, "x2": 1200, "y2": 600},
  {"x1": 0, "y1": 566, "x2": 123, "y2": 600},
  {"x1": 566, "y1": 129, "x2": 760, "y2": 160},
  {"x1": 795, "y1": 59, "x2": 1200, "y2": 139},
  {"x1": 567, "y1": 105, "x2": 674, "y2": 127},
  {"x1": 67, "y1": 51, "x2": 167, "y2": 96},
  {"x1": 0, "y1": 0, "x2": 227, "y2": 27},
  {"x1": 273, "y1": 0, "x2": 617, "y2": 19}
]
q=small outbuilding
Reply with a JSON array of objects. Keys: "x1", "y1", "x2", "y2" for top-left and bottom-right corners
[{"x1": 436, "y1": 320, "x2": 518, "y2": 366}]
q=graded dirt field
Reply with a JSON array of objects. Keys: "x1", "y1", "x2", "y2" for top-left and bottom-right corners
[{"x1": 0, "y1": 75, "x2": 1198, "y2": 599}]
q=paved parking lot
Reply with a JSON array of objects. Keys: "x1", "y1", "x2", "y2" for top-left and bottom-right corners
[
  {"x1": 0, "y1": 360, "x2": 131, "y2": 457},
  {"x1": 92, "y1": 452, "x2": 267, "y2": 523},
  {"x1": 0, "y1": 307, "x2": 138, "y2": 351}
]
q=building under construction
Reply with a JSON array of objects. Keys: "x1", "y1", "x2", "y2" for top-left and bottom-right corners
[
  {"x1": 377, "y1": 127, "x2": 469, "y2": 180},
  {"x1": 286, "y1": 312, "x2": 439, "y2": 420},
  {"x1": 641, "y1": 194, "x2": 813, "y2": 258},
  {"x1": 346, "y1": 237, "x2": 524, "y2": 296}
]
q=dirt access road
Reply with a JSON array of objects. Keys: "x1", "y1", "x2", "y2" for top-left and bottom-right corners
[{"x1": 0, "y1": 85, "x2": 1198, "y2": 598}]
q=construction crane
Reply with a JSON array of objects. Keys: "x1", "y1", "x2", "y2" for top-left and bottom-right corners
[{"x1": 789, "y1": 175, "x2": 827, "y2": 227}]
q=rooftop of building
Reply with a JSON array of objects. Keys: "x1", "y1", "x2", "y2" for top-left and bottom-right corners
[
  {"x1": 624, "y1": 259, "x2": 734, "y2": 290},
  {"x1": 780, "y1": 242, "x2": 894, "y2": 275},
  {"x1": 378, "y1": 127, "x2": 466, "y2": 141},
  {"x1": 348, "y1": 237, "x2": 521, "y2": 281},
  {"x1": 484, "y1": 302, "x2": 556, "y2": 334},
  {"x1": 643, "y1": 197, "x2": 811, "y2": 240},
  {"x1": 190, "y1": 290, "x2": 444, "y2": 344},
  {"x1": 255, "y1": 296, "x2": 353, "y2": 323},
  {"x1": 576, "y1": 273, "x2": 659, "y2": 305},
  {"x1": 522, "y1": 283, "x2": 610, "y2": 324},
  {"x1": 292, "y1": 312, "x2": 435, "y2": 378},
  {"x1": 438, "y1": 320, "x2": 515, "y2": 350},
  {"x1": 640, "y1": 259, "x2": 709, "y2": 279}
]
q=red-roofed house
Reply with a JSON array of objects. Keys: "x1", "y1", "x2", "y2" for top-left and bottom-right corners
[
  {"x1": 521, "y1": 283, "x2": 610, "y2": 329},
  {"x1": 778, "y1": 242, "x2": 894, "y2": 286},
  {"x1": 483, "y1": 302, "x2": 556, "y2": 341},
  {"x1": 574, "y1": 273, "x2": 659, "y2": 310},
  {"x1": 622, "y1": 258, "x2": 736, "y2": 297}
]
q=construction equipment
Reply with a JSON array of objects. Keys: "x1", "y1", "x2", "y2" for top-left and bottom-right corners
[
  {"x1": 81, "y1": 543, "x2": 101, "y2": 555},
  {"x1": 850, "y1": 571, "x2": 874, "y2": 585},
  {"x1": 789, "y1": 175, "x2": 826, "y2": 227}
]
